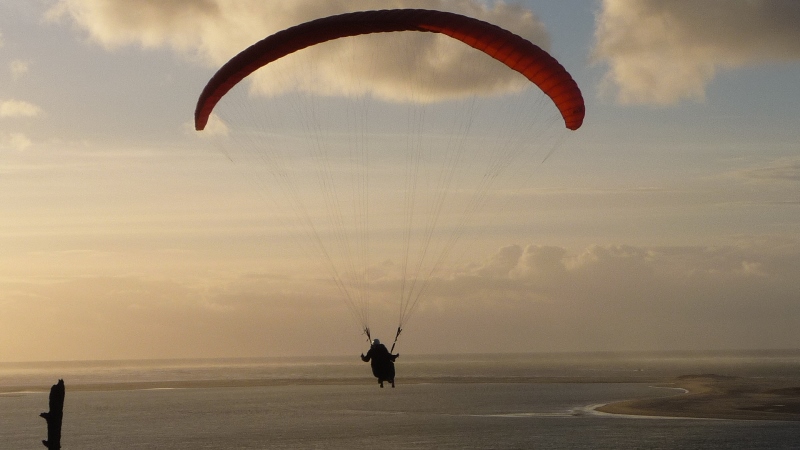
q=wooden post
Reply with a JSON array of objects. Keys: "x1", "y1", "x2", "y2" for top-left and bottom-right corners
[{"x1": 40, "y1": 379, "x2": 65, "y2": 450}]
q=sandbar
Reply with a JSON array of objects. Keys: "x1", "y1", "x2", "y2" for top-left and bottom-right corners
[{"x1": 597, "y1": 374, "x2": 800, "y2": 421}]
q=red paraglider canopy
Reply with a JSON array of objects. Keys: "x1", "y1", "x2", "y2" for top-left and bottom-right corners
[{"x1": 195, "y1": 9, "x2": 584, "y2": 131}]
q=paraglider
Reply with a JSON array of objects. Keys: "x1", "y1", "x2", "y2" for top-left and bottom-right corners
[
  {"x1": 194, "y1": 9, "x2": 584, "y2": 385},
  {"x1": 195, "y1": 9, "x2": 584, "y2": 132},
  {"x1": 361, "y1": 339, "x2": 399, "y2": 388}
]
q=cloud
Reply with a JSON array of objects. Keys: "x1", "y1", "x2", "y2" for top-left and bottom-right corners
[
  {"x1": 10, "y1": 60, "x2": 30, "y2": 79},
  {"x1": 413, "y1": 240, "x2": 800, "y2": 352},
  {"x1": 47, "y1": 0, "x2": 549, "y2": 102},
  {"x1": 3, "y1": 239, "x2": 799, "y2": 359},
  {"x1": 189, "y1": 113, "x2": 228, "y2": 137},
  {"x1": 0, "y1": 99, "x2": 43, "y2": 118},
  {"x1": 8, "y1": 133, "x2": 33, "y2": 151},
  {"x1": 2, "y1": 132, "x2": 33, "y2": 151},
  {"x1": 476, "y1": 245, "x2": 524, "y2": 277},
  {"x1": 0, "y1": 274, "x2": 350, "y2": 360},
  {"x1": 594, "y1": 0, "x2": 800, "y2": 104},
  {"x1": 738, "y1": 159, "x2": 800, "y2": 183}
]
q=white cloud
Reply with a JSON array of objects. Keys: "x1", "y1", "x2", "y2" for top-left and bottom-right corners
[
  {"x1": 10, "y1": 60, "x2": 30, "y2": 79},
  {"x1": 47, "y1": 0, "x2": 550, "y2": 102},
  {"x1": 594, "y1": 0, "x2": 800, "y2": 104},
  {"x1": 0, "y1": 99, "x2": 43, "y2": 118},
  {"x1": 190, "y1": 113, "x2": 228, "y2": 137},
  {"x1": 420, "y1": 241, "x2": 800, "y2": 351},
  {"x1": 3, "y1": 132, "x2": 33, "y2": 151}
]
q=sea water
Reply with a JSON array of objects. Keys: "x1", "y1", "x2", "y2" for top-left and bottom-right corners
[{"x1": 2, "y1": 352, "x2": 799, "y2": 449}]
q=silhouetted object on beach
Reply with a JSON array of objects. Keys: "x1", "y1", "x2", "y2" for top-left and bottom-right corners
[
  {"x1": 361, "y1": 339, "x2": 399, "y2": 388},
  {"x1": 40, "y1": 379, "x2": 65, "y2": 449}
]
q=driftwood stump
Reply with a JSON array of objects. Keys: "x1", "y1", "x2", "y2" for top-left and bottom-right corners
[{"x1": 40, "y1": 379, "x2": 65, "y2": 449}]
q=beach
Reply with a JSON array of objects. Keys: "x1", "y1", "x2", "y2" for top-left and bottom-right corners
[{"x1": 597, "y1": 374, "x2": 800, "y2": 421}]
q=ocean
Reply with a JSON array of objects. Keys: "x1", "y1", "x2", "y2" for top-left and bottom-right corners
[{"x1": 2, "y1": 352, "x2": 799, "y2": 449}]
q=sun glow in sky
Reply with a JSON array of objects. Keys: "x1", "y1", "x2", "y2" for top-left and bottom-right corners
[{"x1": 1, "y1": 0, "x2": 799, "y2": 361}]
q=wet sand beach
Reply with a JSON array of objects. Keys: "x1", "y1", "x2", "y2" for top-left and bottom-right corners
[{"x1": 597, "y1": 374, "x2": 800, "y2": 421}]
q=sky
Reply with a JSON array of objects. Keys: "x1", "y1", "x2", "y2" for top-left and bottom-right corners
[{"x1": 1, "y1": 0, "x2": 799, "y2": 361}]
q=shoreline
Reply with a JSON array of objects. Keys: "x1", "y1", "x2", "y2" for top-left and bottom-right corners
[{"x1": 595, "y1": 374, "x2": 800, "y2": 422}]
